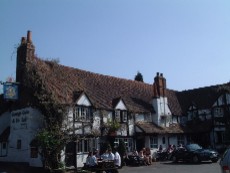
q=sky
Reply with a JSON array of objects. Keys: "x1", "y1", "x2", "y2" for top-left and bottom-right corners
[{"x1": 1, "y1": 0, "x2": 230, "y2": 94}]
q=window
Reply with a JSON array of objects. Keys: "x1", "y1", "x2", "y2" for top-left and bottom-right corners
[
  {"x1": 115, "y1": 110, "x2": 121, "y2": 122},
  {"x1": 122, "y1": 111, "x2": 127, "y2": 122},
  {"x1": 177, "y1": 135, "x2": 185, "y2": 145},
  {"x1": 162, "y1": 137, "x2": 165, "y2": 144},
  {"x1": 115, "y1": 110, "x2": 127, "y2": 122},
  {"x1": 114, "y1": 138, "x2": 134, "y2": 152},
  {"x1": 30, "y1": 147, "x2": 38, "y2": 158},
  {"x1": 0, "y1": 142, "x2": 8, "y2": 157},
  {"x1": 17, "y1": 140, "x2": 21, "y2": 149},
  {"x1": 2, "y1": 142, "x2": 6, "y2": 149},
  {"x1": 75, "y1": 106, "x2": 91, "y2": 122},
  {"x1": 150, "y1": 136, "x2": 158, "y2": 149},
  {"x1": 213, "y1": 107, "x2": 223, "y2": 117},
  {"x1": 77, "y1": 138, "x2": 99, "y2": 153}
]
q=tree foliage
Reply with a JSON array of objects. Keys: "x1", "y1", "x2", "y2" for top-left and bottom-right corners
[
  {"x1": 33, "y1": 128, "x2": 67, "y2": 171},
  {"x1": 134, "y1": 71, "x2": 144, "y2": 82}
]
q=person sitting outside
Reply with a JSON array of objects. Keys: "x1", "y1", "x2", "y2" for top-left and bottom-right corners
[
  {"x1": 108, "y1": 148, "x2": 115, "y2": 160},
  {"x1": 86, "y1": 151, "x2": 98, "y2": 168},
  {"x1": 138, "y1": 149, "x2": 149, "y2": 165},
  {"x1": 145, "y1": 147, "x2": 152, "y2": 165},
  {"x1": 101, "y1": 149, "x2": 109, "y2": 160}
]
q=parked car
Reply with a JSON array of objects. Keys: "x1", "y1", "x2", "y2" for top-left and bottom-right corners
[
  {"x1": 219, "y1": 147, "x2": 230, "y2": 173},
  {"x1": 171, "y1": 144, "x2": 219, "y2": 163}
]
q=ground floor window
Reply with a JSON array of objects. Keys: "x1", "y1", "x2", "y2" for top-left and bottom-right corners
[
  {"x1": 216, "y1": 131, "x2": 224, "y2": 144},
  {"x1": 114, "y1": 138, "x2": 134, "y2": 152},
  {"x1": 0, "y1": 142, "x2": 8, "y2": 157},
  {"x1": 77, "y1": 138, "x2": 99, "y2": 153},
  {"x1": 150, "y1": 136, "x2": 158, "y2": 149},
  {"x1": 177, "y1": 135, "x2": 185, "y2": 145},
  {"x1": 17, "y1": 139, "x2": 21, "y2": 149}
]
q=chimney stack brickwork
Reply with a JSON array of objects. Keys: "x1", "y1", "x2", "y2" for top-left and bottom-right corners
[
  {"x1": 154, "y1": 72, "x2": 166, "y2": 97},
  {"x1": 16, "y1": 31, "x2": 35, "y2": 83}
]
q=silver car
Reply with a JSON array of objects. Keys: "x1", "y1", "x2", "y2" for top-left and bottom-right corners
[{"x1": 220, "y1": 147, "x2": 230, "y2": 173}]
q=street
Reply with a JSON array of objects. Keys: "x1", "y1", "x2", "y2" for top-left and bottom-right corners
[
  {"x1": 120, "y1": 160, "x2": 221, "y2": 173},
  {"x1": 0, "y1": 160, "x2": 221, "y2": 173}
]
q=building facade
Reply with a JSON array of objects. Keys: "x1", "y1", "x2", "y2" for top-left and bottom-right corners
[{"x1": 0, "y1": 31, "x2": 229, "y2": 168}]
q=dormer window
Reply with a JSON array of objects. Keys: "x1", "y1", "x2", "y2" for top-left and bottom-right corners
[
  {"x1": 115, "y1": 110, "x2": 121, "y2": 122},
  {"x1": 122, "y1": 111, "x2": 127, "y2": 122},
  {"x1": 75, "y1": 106, "x2": 91, "y2": 122},
  {"x1": 115, "y1": 110, "x2": 127, "y2": 122}
]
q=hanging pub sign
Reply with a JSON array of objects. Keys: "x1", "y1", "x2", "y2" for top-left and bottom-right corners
[{"x1": 3, "y1": 82, "x2": 19, "y2": 100}]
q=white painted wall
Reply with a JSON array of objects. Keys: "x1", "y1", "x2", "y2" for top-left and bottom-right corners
[
  {"x1": 152, "y1": 97, "x2": 172, "y2": 127},
  {"x1": 0, "y1": 107, "x2": 44, "y2": 167},
  {"x1": 115, "y1": 100, "x2": 127, "y2": 110}
]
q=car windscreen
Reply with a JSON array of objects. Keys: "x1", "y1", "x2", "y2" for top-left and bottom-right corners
[{"x1": 186, "y1": 144, "x2": 202, "y2": 151}]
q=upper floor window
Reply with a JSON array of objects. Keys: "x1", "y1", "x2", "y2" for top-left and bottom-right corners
[
  {"x1": 115, "y1": 110, "x2": 127, "y2": 122},
  {"x1": 213, "y1": 107, "x2": 223, "y2": 117},
  {"x1": 74, "y1": 106, "x2": 91, "y2": 122},
  {"x1": 115, "y1": 110, "x2": 121, "y2": 122}
]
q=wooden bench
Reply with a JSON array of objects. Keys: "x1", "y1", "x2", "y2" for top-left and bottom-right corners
[{"x1": 82, "y1": 160, "x2": 119, "y2": 173}]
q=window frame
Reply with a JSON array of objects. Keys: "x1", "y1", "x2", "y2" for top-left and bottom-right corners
[
  {"x1": 0, "y1": 142, "x2": 8, "y2": 157},
  {"x1": 17, "y1": 139, "x2": 21, "y2": 149},
  {"x1": 74, "y1": 106, "x2": 91, "y2": 122},
  {"x1": 77, "y1": 138, "x2": 99, "y2": 153},
  {"x1": 150, "y1": 136, "x2": 158, "y2": 149}
]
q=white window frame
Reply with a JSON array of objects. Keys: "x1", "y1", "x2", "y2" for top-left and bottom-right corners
[
  {"x1": 77, "y1": 138, "x2": 99, "y2": 153},
  {"x1": 150, "y1": 136, "x2": 158, "y2": 149},
  {"x1": 114, "y1": 138, "x2": 134, "y2": 152},
  {"x1": 122, "y1": 111, "x2": 127, "y2": 122},
  {"x1": 75, "y1": 106, "x2": 91, "y2": 122},
  {"x1": 115, "y1": 110, "x2": 121, "y2": 122}
]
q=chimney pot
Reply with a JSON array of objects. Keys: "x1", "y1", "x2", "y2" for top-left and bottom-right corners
[
  {"x1": 27, "y1": 30, "x2": 32, "y2": 43},
  {"x1": 21, "y1": 37, "x2": 26, "y2": 44}
]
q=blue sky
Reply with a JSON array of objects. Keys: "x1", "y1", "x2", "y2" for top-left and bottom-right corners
[{"x1": 1, "y1": 0, "x2": 230, "y2": 94}]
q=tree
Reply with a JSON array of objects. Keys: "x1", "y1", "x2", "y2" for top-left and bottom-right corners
[
  {"x1": 33, "y1": 128, "x2": 68, "y2": 171},
  {"x1": 134, "y1": 71, "x2": 143, "y2": 82}
]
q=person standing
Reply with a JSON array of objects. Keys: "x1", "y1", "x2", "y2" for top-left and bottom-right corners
[{"x1": 114, "y1": 148, "x2": 121, "y2": 168}]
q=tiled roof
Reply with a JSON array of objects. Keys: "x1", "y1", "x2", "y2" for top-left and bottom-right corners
[
  {"x1": 177, "y1": 83, "x2": 230, "y2": 113},
  {"x1": 24, "y1": 57, "x2": 230, "y2": 115},
  {"x1": 135, "y1": 120, "x2": 213, "y2": 134},
  {"x1": 135, "y1": 122, "x2": 166, "y2": 134},
  {"x1": 135, "y1": 122, "x2": 187, "y2": 134},
  {"x1": 27, "y1": 57, "x2": 155, "y2": 113}
]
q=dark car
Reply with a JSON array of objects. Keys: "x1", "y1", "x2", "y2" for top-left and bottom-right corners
[{"x1": 171, "y1": 144, "x2": 219, "y2": 163}]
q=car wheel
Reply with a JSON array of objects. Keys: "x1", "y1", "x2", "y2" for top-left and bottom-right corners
[
  {"x1": 172, "y1": 156, "x2": 178, "y2": 163},
  {"x1": 211, "y1": 158, "x2": 218, "y2": 163},
  {"x1": 192, "y1": 155, "x2": 199, "y2": 163}
]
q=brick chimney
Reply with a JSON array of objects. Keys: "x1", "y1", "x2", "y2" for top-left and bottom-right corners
[
  {"x1": 153, "y1": 72, "x2": 166, "y2": 97},
  {"x1": 16, "y1": 30, "x2": 35, "y2": 83}
]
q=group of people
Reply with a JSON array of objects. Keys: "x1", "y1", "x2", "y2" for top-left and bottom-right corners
[
  {"x1": 158, "y1": 144, "x2": 184, "y2": 153},
  {"x1": 137, "y1": 147, "x2": 152, "y2": 165},
  {"x1": 85, "y1": 148, "x2": 121, "y2": 169}
]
